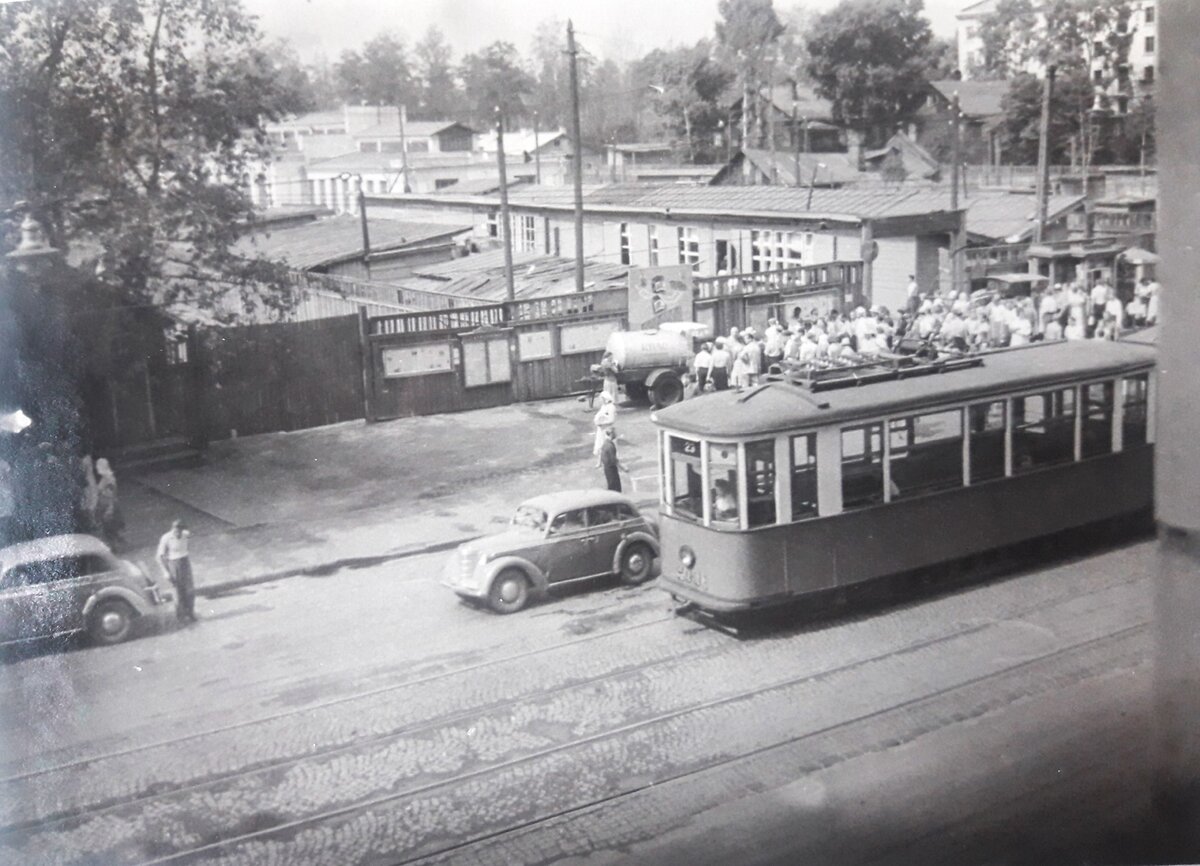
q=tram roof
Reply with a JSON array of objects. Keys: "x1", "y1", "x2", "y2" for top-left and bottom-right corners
[{"x1": 652, "y1": 339, "x2": 1156, "y2": 437}]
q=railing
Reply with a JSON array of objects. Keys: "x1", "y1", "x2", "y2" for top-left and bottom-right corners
[
  {"x1": 1092, "y1": 211, "x2": 1156, "y2": 234},
  {"x1": 370, "y1": 303, "x2": 506, "y2": 336},
  {"x1": 694, "y1": 261, "x2": 861, "y2": 300}
]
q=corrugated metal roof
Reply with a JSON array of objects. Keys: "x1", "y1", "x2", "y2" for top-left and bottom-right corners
[
  {"x1": 399, "y1": 249, "x2": 629, "y2": 301},
  {"x1": 964, "y1": 191, "x2": 1086, "y2": 242},
  {"x1": 351, "y1": 120, "x2": 476, "y2": 139},
  {"x1": 653, "y1": 339, "x2": 1155, "y2": 437},
  {"x1": 735, "y1": 149, "x2": 866, "y2": 186},
  {"x1": 236, "y1": 215, "x2": 471, "y2": 270},
  {"x1": 268, "y1": 110, "x2": 345, "y2": 130}
]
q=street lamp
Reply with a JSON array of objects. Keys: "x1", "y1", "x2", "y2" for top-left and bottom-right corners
[{"x1": 338, "y1": 172, "x2": 371, "y2": 280}]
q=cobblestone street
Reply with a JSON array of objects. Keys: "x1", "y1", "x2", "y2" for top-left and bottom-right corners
[{"x1": 0, "y1": 537, "x2": 1158, "y2": 866}]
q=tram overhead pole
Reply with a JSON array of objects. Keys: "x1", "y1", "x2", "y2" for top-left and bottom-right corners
[{"x1": 567, "y1": 20, "x2": 585, "y2": 293}]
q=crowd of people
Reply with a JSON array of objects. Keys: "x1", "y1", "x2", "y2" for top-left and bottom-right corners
[{"x1": 683, "y1": 273, "x2": 1161, "y2": 392}]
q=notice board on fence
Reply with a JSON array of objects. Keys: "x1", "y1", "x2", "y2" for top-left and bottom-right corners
[
  {"x1": 627, "y1": 264, "x2": 694, "y2": 330},
  {"x1": 560, "y1": 319, "x2": 622, "y2": 355},
  {"x1": 381, "y1": 342, "x2": 452, "y2": 378}
]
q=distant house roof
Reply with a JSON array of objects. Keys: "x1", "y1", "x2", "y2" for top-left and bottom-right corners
[
  {"x1": 351, "y1": 120, "x2": 476, "y2": 140},
  {"x1": 957, "y1": 0, "x2": 998, "y2": 19},
  {"x1": 711, "y1": 148, "x2": 866, "y2": 187},
  {"x1": 862, "y1": 133, "x2": 941, "y2": 181},
  {"x1": 733, "y1": 81, "x2": 837, "y2": 125},
  {"x1": 397, "y1": 248, "x2": 630, "y2": 301},
  {"x1": 432, "y1": 177, "x2": 527, "y2": 196},
  {"x1": 235, "y1": 215, "x2": 471, "y2": 271},
  {"x1": 929, "y1": 79, "x2": 1008, "y2": 118},
  {"x1": 268, "y1": 110, "x2": 346, "y2": 131},
  {"x1": 963, "y1": 191, "x2": 1086, "y2": 243},
  {"x1": 612, "y1": 142, "x2": 674, "y2": 155}
]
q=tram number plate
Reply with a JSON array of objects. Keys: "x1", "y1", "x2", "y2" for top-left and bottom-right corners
[{"x1": 675, "y1": 566, "x2": 707, "y2": 590}]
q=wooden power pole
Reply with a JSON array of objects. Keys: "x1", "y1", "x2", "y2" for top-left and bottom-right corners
[
  {"x1": 1034, "y1": 65, "x2": 1056, "y2": 243},
  {"x1": 495, "y1": 108, "x2": 515, "y2": 303},
  {"x1": 567, "y1": 20, "x2": 585, "y2": 293}
]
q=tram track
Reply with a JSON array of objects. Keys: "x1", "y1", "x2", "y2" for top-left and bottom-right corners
[{"x1": 0, "y1": 568, "x2": 1149, "y2": 866}]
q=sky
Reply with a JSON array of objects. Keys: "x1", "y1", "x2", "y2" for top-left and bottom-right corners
[{"x1": 242, "y1": 0, "x2": 963, "y2": 65}]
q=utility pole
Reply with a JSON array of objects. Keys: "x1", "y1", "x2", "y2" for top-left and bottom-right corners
[
  {"x1": 767, "y1": 56, "x2": 778, "y2": 183},
  {"x1": 533, "y1": 110, "x2": 542, "y2": 185},
  {"x1": 792, "y1": 102, "x2": 801, "y2": 188},
  {"x1": 495, "y1": 108, "x2": 515, "y2": 303},
  {"x1": 1034, "y1": 65, "x2": 1056, "y2": 243},
  {"x1": 950, "y1": 91, "x2": 963, "y2": 295},
  {"x1": 398, "y1": 104, "x2": 410, "y2": 193},
  {"x1": 342, "y1": 172, "x2": 371, "y2": 280},
  {"x1": 567, "y1": 19, "x2": 585, "y2": 293}
]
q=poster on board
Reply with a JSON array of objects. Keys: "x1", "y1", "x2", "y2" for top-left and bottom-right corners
[{"x1": 627, "y1": 264, "x2": 694, "y2": 330}]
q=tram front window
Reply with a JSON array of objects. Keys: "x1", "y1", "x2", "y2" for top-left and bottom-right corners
[
  {"x1": 668, "y1": 437, "x2": 703, "y2": 521},
  {"x1": 791, "y1": 433, "x2": 818, "y2": 520},
  {"x1": 1013, "y1": 388, "x2": 1076, "y2": 471},
  {"x1": 888, "y1": 409, "x2": 964, "y2": 498},
  {"x1": 709, "y1": 443, "x2": 740, "y2": 526},
  {"x1": 969, "y1": 400, "x2": 1007, "y2": 483},
  {"x1": 842, "y1": 423, "x2": 884, "y2": 509},
  {"x1": 745, "y1": 440, "x2": 776, "y2": 527},
  {"x1": 1082, "y1": 381, "x2": 1115, "y2": 458},
  {"x1": 1123, "y1": 374, "x2": 1149, "y2": 447}
]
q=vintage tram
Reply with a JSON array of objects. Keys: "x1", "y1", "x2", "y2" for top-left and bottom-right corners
[{"x1": 650, "y1": 339, "x2": 1156, "y2": 614}]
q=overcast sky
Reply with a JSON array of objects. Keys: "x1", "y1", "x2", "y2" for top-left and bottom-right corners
[{"x1": 243, "y1": 0, "x2": 963, "y2": 65}]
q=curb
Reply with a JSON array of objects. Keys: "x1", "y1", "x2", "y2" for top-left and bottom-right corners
[{"x1": 195, "y1": 535, "x2": 482, "y2": 598}]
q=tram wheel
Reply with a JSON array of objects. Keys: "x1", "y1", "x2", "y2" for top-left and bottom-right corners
[
  {"x1": 619, "y1": 542, "x2": 655, "y2": 585},
  {"x1": 488, "y1": 569, "x2": 530, "y2": 614}
]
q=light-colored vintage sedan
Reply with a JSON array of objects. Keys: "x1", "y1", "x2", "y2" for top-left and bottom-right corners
[
  {"x1": 0, "y1": 534, "x2": 176, "y2": 646},
  {"x1": 442, "y1": 489, "x2": 660, "y2": 613}
]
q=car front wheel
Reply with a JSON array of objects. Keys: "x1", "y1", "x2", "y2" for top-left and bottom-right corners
[
  {"x1": 488, "y1": 569, "x2": 530, "y2": 614},
  {"x1": 88, "y1": 599, "x2": 136, "y2": 645},
  {"x1": 619, "y1": 542, "x2": 655, "y2": 585}
]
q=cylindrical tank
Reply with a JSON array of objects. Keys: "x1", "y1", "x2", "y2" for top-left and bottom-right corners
[{"x1": 604, "y1": 330, "x2": 691, "y2": 371}]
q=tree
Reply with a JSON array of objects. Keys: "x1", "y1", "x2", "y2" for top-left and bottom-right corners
[
  {"x1": 333, "y1": 32, "x2": 418, "y2": 108},
  {"x1": 529, "y1": 18, "x2": 571, "y2": 129},
  {"x1": 998, "y1": 68, "x2": 1095, "y2": 164},
  {"x1": 715, "y1": 0, "x2": 786, "y2": 146},
  {"x1": 0, "y1": 0, "x2": 297, "y2": 321},
  {"x1": 267, "y1": 39, "x2": 322, "y2": 115},
  {"x1": 804, "y1": 0, "x2": 934, "y2": 140},
  {"x1": 638, "y1": 41, "x2": 735, "y2": 162},
  {"x1": 977, "y1": 0, "x2": 1132, "y2": 79},
  {"x1": 925, "y1": 35, "x2": 959, "y2": 80},
  {"x1": 414, "y1": 26, "x2": 460, "y2": 120},
  {"x1": 459, "y1": 41, "x2": 534, "y2": 128}
]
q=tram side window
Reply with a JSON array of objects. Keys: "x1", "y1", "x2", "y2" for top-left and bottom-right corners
[
  {"x1": 1012, "y1": 388, "x2": 1076, "y2": 472},
  {"x1": 969, "y1": 400, "x2": 1006, "y2": 483},
  {"x1": 745, "y1": 440, "x2": 776, "y2": 527},
  {"x1": 841, "y1": 423, "x2": 884, "y2": 510},
  {"x1": 1081, "y1": 381, "x2": 1115, "y2": 458},
  {"x1": 669, "y1": 437, "x2": 703, "y2": 521},
  {"x1": 709, "y1": 443, "x2": 740, "y2": 527},
  {"x1": 791, "y1": 433, "x2": 818, "y2": 520},
  {"x1": 1123, "y1": 374, "x2": 1149, "y2": 447},
  {"x1": 888, "y1": 409, "x2": 963, "y2": 498}
]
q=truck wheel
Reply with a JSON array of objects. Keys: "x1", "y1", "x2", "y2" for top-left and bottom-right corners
[
  {"x1": 651, "y1": 374, "x2": 683, "y2": 408},
  {"x1": 625, "y1": 382, "x2": 649, "y2": 403}
]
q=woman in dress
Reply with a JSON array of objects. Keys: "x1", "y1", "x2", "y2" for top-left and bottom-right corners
[
  {"x1": 592, "y1": 392, "x2": 616, "y2": 461},
  {"x1": 95, "y1": 458, "x2": 124, "y2": 548}
]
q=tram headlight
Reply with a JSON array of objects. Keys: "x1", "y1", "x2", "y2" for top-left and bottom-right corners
[{"x1": 679, "y1": 546, "x2": 696, "y2": 569}]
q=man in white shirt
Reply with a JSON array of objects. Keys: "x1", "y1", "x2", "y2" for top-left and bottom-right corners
[
  {"x1": 1089, "y1": 280, "x2": 1110, "y2": 336},
  {"x1": 693, "y1": 343, "x2": 713, "y2": 392},
  {"x1": 906, "y1": 275, "x2": 919, "y2": 315},
  {"x1": 158, "y1": 519, "x2": 196, "y2": 622}
]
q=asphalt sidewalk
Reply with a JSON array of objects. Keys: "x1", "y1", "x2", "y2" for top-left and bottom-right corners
[{"x1": 116, "y1": 396, "x2": 661, "y2": 595}]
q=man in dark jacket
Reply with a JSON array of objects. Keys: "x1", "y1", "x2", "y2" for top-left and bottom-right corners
[{"x1": 598, "y1": 428, "x2": 625, "y2": 492}]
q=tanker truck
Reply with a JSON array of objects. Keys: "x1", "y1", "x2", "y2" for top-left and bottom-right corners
[{"x1": 592, "y1": 327, "x2": 694, "y2": 408}]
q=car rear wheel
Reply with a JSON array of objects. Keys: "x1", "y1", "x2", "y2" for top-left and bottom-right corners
[
  {"x1": 488, "y1": 569, "x2": 530, "y2": 614},
  {"x1": 619, "y1": 542, "x2": 655, "y2": 585},
  {"x1": 88, "y1": 599, "x2": 136, "y2": 646}
]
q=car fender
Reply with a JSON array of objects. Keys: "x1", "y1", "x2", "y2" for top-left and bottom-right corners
[
  {"x1": 481, "y1": 555, "x2": 548, "y2": 595},
  {"x1": 82, "y1": 586, "x2": 149, "y2": 620},
  {"x1": 611, "y1": 531, "x2": 661, "y2": 574}
]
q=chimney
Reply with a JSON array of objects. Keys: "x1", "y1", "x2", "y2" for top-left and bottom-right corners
[{"x1": 847, "y1": 128, "x2": 866, "y2": 171}]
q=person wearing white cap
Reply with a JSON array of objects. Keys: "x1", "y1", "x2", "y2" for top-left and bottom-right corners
[{"x1": 592, "y1": 392, "x2": 616, "y2": 458}]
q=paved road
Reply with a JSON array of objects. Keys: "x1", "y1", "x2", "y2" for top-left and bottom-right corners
[{"x1": 0, "y1": 541, "x2": 1158, "y2": 866}]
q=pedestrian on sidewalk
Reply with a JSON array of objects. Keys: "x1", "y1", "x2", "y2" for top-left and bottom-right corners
[
  {"x1": 158, "y1": 518, "x2": 196, "y2": 623},
  {"x1": 598, "y1": 428, "x2": 626, "y2": 493},
  {"x1": 94, "y1": 458, "x2": 124, "y2": 549},
  {"x1": 592, "y1": 391, "x2": 616, "y2": 458}
]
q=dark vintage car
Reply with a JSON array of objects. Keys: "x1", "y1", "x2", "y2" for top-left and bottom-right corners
[
  {"x1": 442, "y1": 489, "x2": 660, "y2": 613},
  {"x1": 0, "y1": 534, "x2": 176, "y2": 646}
]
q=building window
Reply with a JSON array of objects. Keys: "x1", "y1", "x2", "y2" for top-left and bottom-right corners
[
  {"x1": 790, "y1": 433, "x2": 818, "y2": 520},
  {"x1": 708, "y1": 442, "x2": 739, "y2": 526},
  {"x1": 381, "y1": 141, "x2": 404, "y2": 153},
  {"x1": 1145, "y1": 5, "x2": 1154, "y2": 25},
  {"x1": 968, "y1": 400, "x2": 1007, "y2": 483},
  {"x1": 407, "y1": 140, "x2": 430, "y2": 153},
  {"x1": 359, "y1": 141, "x2": 380, "y2": 153},
  {"x1": 1144, "y1": 65, "x2": 1155, "y2": 83},
  {"x1": 518, "y1": 215, "x2": 537, "y2": 252},
  {"x1": 1094, "y1": 68, "x2": 1105, "y2": 84},
  {"x1": 648, "y1": 225, "x2": 659, "y2": 266},
  {"x1": 1082, "y1": 381, "x2": 1115, "y2": 458},
  {"x1": 1145, "y1": 35, "x2": 1155, "y2": 53},
  {"x1": 669, "y1": 437, "x2": 703, "y2": 522},
  {"x1": 487, "y1": 210, "x2": 498, "y2": 238},
  {"x1": 619, "y1": 222, "x2": 631, "y2": 266},
  {"x1": 677, "y1": 226, "x2": 700, "y2": 270},
  {"x1": 553, "y1": 227, "x2": 561, "y2": 257},
  {"x1": 750, "y1": 230, "x2": 799, "y2": 272},
  {"x1": 1123, "y1": 374, "x2": 1149, "y2": 446}
]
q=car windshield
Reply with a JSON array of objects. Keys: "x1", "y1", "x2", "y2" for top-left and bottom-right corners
[{"x1": 511, "y1": 505, "x2": 548, "y2": 533}]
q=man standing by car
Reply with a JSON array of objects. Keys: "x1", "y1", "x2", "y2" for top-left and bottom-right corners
[{"x1": 158, "y1": 518, "x2": 196, "y2": 623}]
